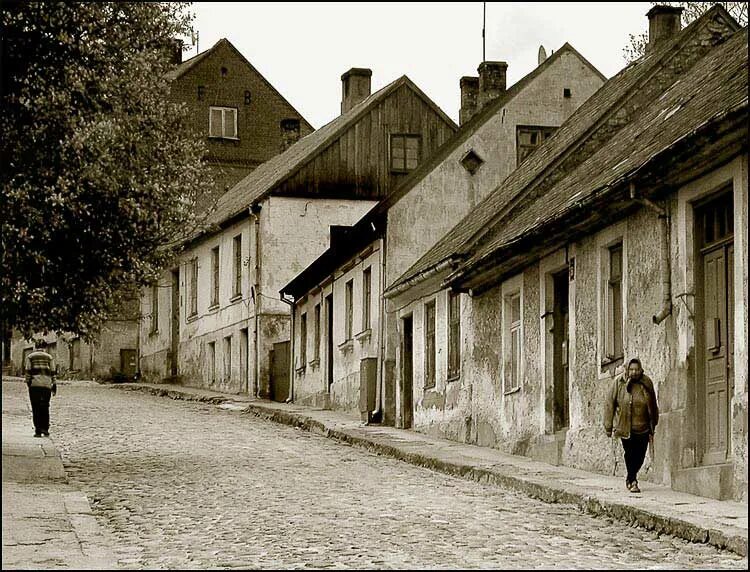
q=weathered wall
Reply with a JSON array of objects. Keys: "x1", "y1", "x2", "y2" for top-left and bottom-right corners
[
  {"x1": 293, "y1": 244, "x2": 381, "y2": 415},
  {"x1": 385, "y1": 50, "x2": 605, "y2": 289}
]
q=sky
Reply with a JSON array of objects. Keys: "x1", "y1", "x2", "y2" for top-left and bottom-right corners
[{"x1": 187, "y1": 2, "x2": 653, "y2": 128}]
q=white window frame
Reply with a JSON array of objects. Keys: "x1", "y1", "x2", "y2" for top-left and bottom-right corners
[
  {"x1": 209, "y1": 106, "x2": 238, "y2": 140},
  {"x1": 501, "y1": 274, "x2": 524, "y2": 394}
]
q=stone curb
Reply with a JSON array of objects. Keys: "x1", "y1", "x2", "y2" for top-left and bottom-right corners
[{"x1": 116, "y1": 384, "x2": 748, "y2": 557}]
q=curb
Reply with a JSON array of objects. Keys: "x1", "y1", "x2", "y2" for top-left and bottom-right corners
[{"x1": 116, "y1": 384, "x2": 748, "y2": 557}]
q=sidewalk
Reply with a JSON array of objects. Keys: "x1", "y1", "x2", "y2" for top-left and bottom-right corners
[
  {"x1": 117, "y1": 381, "x2": 748, "y2": 557},
  {"x1": 2, "y1": 379, "x2": 118, "y2": 570}
]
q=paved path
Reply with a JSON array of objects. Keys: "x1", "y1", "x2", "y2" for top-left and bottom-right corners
[{"x1": 33, "y1": 381, "x2": 746, "y2": 569}]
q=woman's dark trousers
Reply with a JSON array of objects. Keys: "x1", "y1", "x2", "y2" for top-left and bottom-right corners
[
  {"x1": 621, "y1": 432, "x2": 650, "y2": 483},
  {"x1": 28, "y1": 386, "x2": 52, "y2": 434}
]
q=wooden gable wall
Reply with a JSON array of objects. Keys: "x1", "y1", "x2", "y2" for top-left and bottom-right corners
[{"x1": 273, "y1": 84, "x2": 456, "y2": 200}]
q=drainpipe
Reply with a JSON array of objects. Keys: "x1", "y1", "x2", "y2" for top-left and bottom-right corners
[
  {"x1": 629, "y1": 182, "x2": 672, "y2": 324},
  {"x1": 251, "y1": 203, "x2": 263, "y2": 397},
  {"x1": 373, "y1": 236, "x2": 387, "y2": 421},
  {"x1": 281, "y1": 293, "x2": 295, "y2": 403}
]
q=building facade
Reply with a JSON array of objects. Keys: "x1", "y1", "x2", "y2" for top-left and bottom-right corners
[
  {"x1": 385, "y1": 7, "x2": 747, "y2": 501},
  {"x1": 282, "y1": 48, "x2": 605, "y2": 419},
  {"x1": 140, "y1": 70, "x2": 457, "y2": 396}
]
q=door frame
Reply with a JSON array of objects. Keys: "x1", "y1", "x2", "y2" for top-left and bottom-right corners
[{"x1": 400, "y1": 314, "x2": 414, "y2": 429}]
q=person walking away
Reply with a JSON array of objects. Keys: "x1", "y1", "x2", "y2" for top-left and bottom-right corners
[
  {"x1": 24, "y1": 342, "x2": 57, "y2": 437},
  {"x1": 603, "y1": 358, "x2": 659, "y2": 493}
]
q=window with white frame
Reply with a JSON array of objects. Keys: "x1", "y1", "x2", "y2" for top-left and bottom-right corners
[
  {"x1": 504, "y1": 292, "x2": 522, "y2": 392},
  {"x1": 232, "y1": 235, "x2": 242, "y2": 298},
  {"x1": 313, "y1": 304, "x2": 321, "y2": 361},
  {"x1": 210, "y1": 246, "x2": 220, "y2": 308},
  {"x1": 362, "y1": 267, "x2": 372, "y2": 331},
  {"x1": 345, "y1": 279, "x2": 354, "y2": 340},
  {"x1": 188, "y1": 258, "x2": 198, "y2": 318},
  {"x1": 424, "y1": 300, "x2": 436, "y2": 389},
  {"x1": 209, "y1": 106, "x2": 238, "y2": 139},
  {"x1": 300, "y1": 312, "x2": 307, "y2": 368},
  {"x1": 448, "y1": 291, "x2": 461, "y2": 379},
  {"x1": 150, "y1": 282, "x2": 159, "y2": 334}
]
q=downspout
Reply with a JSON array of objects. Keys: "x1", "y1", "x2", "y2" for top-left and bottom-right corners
[
  {"x1": 281, "y1": 293, "x2": 295, "y2": 403},
  {"x1": 251, "y1": 203, "x2": 263, "y2": 397},
  {"x1": 629, "y1": 182, "x2": 672, "y2": 324},
  {"x1": 373, "y1": 236, "x2": 387, "y2": 421}
]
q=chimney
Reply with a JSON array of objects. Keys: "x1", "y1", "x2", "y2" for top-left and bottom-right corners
[
  {"x1": 646, "y1": 5, "x2": 683, "y2": 52},
  {"x1": 477, "y1": 61, "x2": 508, "y2": 109},
  {"x1": 170, "y1": 38, "x2": 184, "y2": 65},
  {"x1": 459, "y1": 76, "x2": 479, "y2": 126},
  {"x1": 280, "y1": 118, "x2": 301, "y2": 152},
  {"x1": 341, "y1": 68, "x2": 372, "y2": 114}
]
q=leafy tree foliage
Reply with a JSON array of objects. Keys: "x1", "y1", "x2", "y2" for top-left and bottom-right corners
[
  {"x1": 624, "y1": 2, "x2": 748, "y2": 62},
  {"x1": 1, "y1": 2, "x2": 213, "y2": 340}
]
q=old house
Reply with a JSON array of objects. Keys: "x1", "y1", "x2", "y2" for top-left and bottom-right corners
[
  {"x1": 4, "y1": 38, "x2": 311, "y2": 381},
  {"x1": 139, "y1": 69, "x2": 457, "y2": 396},
  {"x1": 280, "y1": 46, "x2": 605, "y2": 418},
  {"x1": 385, "y1": 6, "x2": 747, "y2": 501}
]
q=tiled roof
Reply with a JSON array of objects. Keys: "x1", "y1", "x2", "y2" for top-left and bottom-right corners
[
  {"x1": 386, "y1": 5, "x2": 740, "y2": 294},
  {"x1": 203, "y1": 75, "x2": 456, "y2": 231},
  {"x1": 458, "y1": 26, "x2": 748, "y2": 280},
  {"x1": 279, "y1": 43, "x2": 604, "y2": 300}
]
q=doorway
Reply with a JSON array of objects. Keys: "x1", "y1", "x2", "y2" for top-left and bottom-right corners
[
  {"x1": 240, "y1": 328, "x2": 249, "y2": 394},
  {"x1": 695, "y1": 190, "x2": 734, "y2": 465},
  {"x1": 401, "y1": 315, "x2": 414, "y2": 429},
  {"x1": 552, "y1": 269, "x2": 570, "y2": 431}
]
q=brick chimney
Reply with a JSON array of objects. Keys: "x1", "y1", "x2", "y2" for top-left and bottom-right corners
[
  {"x1": 341, "y1": 68, "x2": 372, "y2": 114},
  {"x1": 646, "y1": 5, "x2": 683, "y2": 53},
  {"x1": 459, "y1": 76, "x2": 479, "y2": 126},
  {"x1": 280, "y1": 118, "x2": 301, "y2": 152},
  {"x1": 477, "y1": 61, "x2": 507, "y2": 109}
]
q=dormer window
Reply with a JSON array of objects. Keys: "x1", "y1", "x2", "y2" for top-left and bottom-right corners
[
  {"x1": 460, "y1": 149, "x2": 484, "y2": 175},
  {"x1": 517, "y1": 125, "x2": 556, "y2": 164},
  {"x1": 390, "y1": 134, "x2": 421, "y2": 173},
  {"x1": 209, "y1": 106, "x2": 238, "y2": 139}
]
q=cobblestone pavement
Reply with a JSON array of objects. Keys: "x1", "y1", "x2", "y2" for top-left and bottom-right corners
[{"x1": 39, "y1": 382, "x2": 747, "y2": 569}]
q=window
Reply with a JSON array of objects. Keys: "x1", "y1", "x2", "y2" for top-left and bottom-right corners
[
  {"x1": 314, "y1": 304, "x2": 321, "y2": 361},
  {"x1": 448, "y1": 291, "x2": 461, "y2": 379},
  {"x1": 424, "y1": 300, "x2": 436, "y2": 388},
  {"x1": 150, "y1": 282, "x2": 159, "y2": 334},
  {"x1": 362, "y1": 267, "x2": 372, "y2": 331},
  {"x1": 232, "y1": 235, "x2": 242, "y2": 298},
  {"x1": 516, "y1": 126, "x2": 556, "y2": 164},
  {"x1": 188, "y1": 258, "x2": 198, "y2": 317},
  {"x1": 460, "y1": 149, "x2": 484, "y2": 175},
  {"x1": 563, "y1": 88, "x2": 572, "y2": 98},
  {"x1": 605, "y1": 243, "x2": 624, "y2": 365},
  {"x1": 390, "y1": 134, "x2": 421, "y2": 172},
  {"x1": 209, "y1": 106, "x2": 238, "y2": 139},
  {"x1": 210, "y1": 246, "x2": 220, "y2": 308},
  {"x1": 345, "y1": 279, "x2": 354, "y2": 340},
  {"x1": 223, "y1": 335, "x2": 232, "y2": 382},
  {"x1": 208, "y1": 341, "x2": 216, "y2": 383},
  {"x1": 300, "y1": 312, "x2": 307, "y2": 367},
  {"x1": 197, "y1": 85, "x2": 205, "y2": 101},
  {"x1": 504, "y1": 293, "x2": 522, "y2": 392}
]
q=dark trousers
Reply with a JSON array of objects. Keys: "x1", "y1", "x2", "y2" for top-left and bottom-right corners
[
  {"x1": 28, "y1": 386, "x2": 52, "y2": 434},
  {"x1": 621, "y1": 432, "x2": 650, "y2": 483}
]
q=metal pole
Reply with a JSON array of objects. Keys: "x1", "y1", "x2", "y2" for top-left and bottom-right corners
[{"x1": 482, "y1": 2, "x2": 486, "y2": 61}]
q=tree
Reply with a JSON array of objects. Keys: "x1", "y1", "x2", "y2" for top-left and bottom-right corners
[
  {"x1": 1, "y1": 2, "x2": 214, "y2": 341},
  {"x1": 623, "y1": 2, "x2": 748, "y2": 63}
]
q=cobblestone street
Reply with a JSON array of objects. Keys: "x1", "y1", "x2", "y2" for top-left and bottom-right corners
[{"x1": 31, "y1": 382, "x2": 748, "y2": 569}]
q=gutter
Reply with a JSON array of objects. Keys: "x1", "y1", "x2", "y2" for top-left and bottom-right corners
[
  {"x1": 251, "y1": 202, "x2": 262, "y2": 397},
  {"x1": 383, "y1": 258, "x2": 457, "y2": 300}
]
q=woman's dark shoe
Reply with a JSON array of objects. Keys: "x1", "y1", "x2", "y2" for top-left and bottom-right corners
[
  {"x1": 33, "y1": 433, "x2": 42, "y2": 438},
  {"x1": 629, "y1": 480, "x2": 641, "y2": 493}
]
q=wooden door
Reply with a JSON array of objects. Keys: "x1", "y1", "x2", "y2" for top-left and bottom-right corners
[
  {"x1": 120, "y1": 349, "x2": 137, "y2": 378},
  {"x1": 552, "y1": 270, "x2": 570, "y2": 431},
  {"x1": 326, "y1": 294, "x2": 334, "y2": 390},
  {"x1": 697, "y1": 191, "x2": 733, "y2": 465},
  {"x1": 270, "y1": 341, "x2": 290, "y2": 402},
  {"x1": 170, "y1": 269, "x2": 180, "y2": 377},
  {"x1": 401, "y1": 315, "x2": 414, "y2": 429}
]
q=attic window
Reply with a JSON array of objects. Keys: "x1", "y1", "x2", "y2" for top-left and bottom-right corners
[
  {"x1": 220, "y1": 66, "x2": 228, "y2": 77},
  {"x1": 390, "y1": 134, "x2": 421, "y2": 173},
  {"x1": 460, "y1": 149, "x2": 484, "y2": 175},
  {"x1": 197, "y1": 85, "x2": 205, "y2": 101},
  {"x1": 209, "y1": 106, "x2": 238, "y2": 139},
  {"x1": 563, "y1": 88, "x2": 572, "y2": 98}
]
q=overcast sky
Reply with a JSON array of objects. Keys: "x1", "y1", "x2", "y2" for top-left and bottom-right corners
[{"x1": 187, "y1": 2, "x2": 653, "y2": 128}]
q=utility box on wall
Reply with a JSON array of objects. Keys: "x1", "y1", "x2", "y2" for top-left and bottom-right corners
[{"x1": 359, "y1": 357, "x2": 377, "y2": 421}]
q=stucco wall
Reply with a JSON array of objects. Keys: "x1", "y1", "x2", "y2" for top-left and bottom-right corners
[{"x1": 385, "y1": 50, "x2": 605, "y2": 289}]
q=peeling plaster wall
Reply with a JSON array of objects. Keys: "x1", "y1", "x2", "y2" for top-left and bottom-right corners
[{"x1": 293, "y1": 245, "x2": 382, "y2": 415}]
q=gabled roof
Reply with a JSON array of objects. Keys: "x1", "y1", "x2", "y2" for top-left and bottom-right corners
[
  {"x1": 204, "y1": 75, "x2": 457, "y2": 230},
  {"x1": 279, "y1": 43, "x2": 603, "y2": 301},
  {"x1": 451, "y1": 26, "x2": 748, "y2": 290},
  {"x1": 386, "y1": 4, "x2": 741, "y2": 295},
  {"x1": 166, "y1": 38, "x2": 313, "y2": 132}
]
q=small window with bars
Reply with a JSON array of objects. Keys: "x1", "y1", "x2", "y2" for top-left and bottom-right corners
[
  {"x1": 209, "y1": 106, "x2": 238, "y2": 139},
  {"x1": 390, "y1": 134, "x2": 421, "y2": 173}
]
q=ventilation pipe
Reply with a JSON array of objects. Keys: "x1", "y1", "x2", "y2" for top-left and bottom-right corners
[{"x1": 629, "y1": 182, "x2": 672, "y2": 324}]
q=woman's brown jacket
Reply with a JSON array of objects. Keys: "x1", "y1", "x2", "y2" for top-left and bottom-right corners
[{"x1": 603, "y1": 373, "x2": 659, "y2": 439}]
